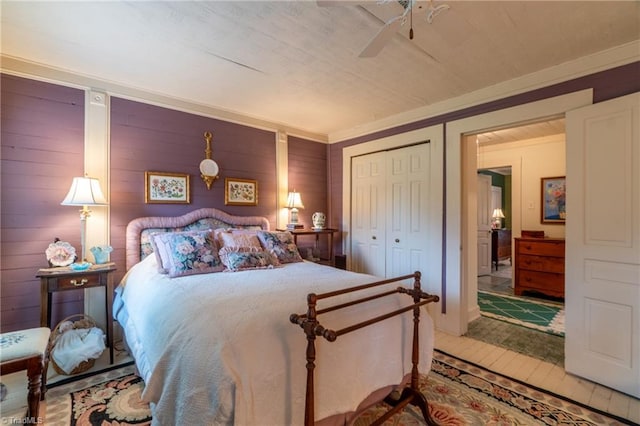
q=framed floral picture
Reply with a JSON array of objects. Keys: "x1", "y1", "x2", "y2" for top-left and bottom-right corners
[
  {"x1": 541, "y1": 176, "x2": 566, "y2": 224},
  {"x1": 225, "y1": 178, "x2": 258, "y2": 206},
  {"x1": 145, "y1": 171, "x2": 190, "y2": 204}
]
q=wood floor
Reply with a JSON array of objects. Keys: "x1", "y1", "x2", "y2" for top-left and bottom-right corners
[{"x1": 435, "y1": 329, "x2": 640, "y2": 424}]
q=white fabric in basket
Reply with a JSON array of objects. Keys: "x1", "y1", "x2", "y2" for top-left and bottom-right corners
[{"x1": 52, "y1": 327, "x2": 105, "y2": 374}]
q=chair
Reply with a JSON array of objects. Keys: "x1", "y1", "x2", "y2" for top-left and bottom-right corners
[{"x1": 0, "y1": 327, "x2": 50, "y2": 420}]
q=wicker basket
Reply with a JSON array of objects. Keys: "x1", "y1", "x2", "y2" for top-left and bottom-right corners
[{"x1": 48, "y1": 314, "x2": 103, "y2": 375}]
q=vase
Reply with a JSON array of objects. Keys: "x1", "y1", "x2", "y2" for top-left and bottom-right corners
[
  {"x1": 90, "y1": 245, "x2": 113, "y2": 264},
  {"x1": 312, "y1": 212, "x2": 326, "y2": 230}
]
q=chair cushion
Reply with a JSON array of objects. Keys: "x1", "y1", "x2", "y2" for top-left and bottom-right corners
[{"x1": 0, "y1": 328, "x2": 51, "y2": 362}]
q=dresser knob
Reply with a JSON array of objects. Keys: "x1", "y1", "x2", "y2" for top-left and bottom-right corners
[{"x1": 70, "y1": 278, "x2": 88, "y2": 287}]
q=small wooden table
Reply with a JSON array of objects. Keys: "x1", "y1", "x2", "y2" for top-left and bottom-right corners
[
  {"x1": 36, "y1": 263, "x2": 116, "y2": 364},
  {"x1": 278, "y1": 228, "x2": 338, "y2": 265}
]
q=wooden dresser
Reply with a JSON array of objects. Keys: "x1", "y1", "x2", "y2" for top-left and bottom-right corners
[
  {"x1": 491, "y1": 229, "x2": 512, "y2": 270},
  {"x1": 514, "y1": 237, "x2": 565, "y2": 298}
]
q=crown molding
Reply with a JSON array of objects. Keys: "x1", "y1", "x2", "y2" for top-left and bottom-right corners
[{"x1": 0, "y1": 55, "x2": 328, "y2": 144}]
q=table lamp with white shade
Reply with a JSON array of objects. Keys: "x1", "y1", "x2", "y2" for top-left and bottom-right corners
[
  {"x1": 61, "y1": 176, "x2": 108, "y2": 262},
  {"x1": 286, "y1": 190, "x2": 304, "y2": 230},
  {"x1": 492, "y1": 208, "x2": 506, "y2": 229}
]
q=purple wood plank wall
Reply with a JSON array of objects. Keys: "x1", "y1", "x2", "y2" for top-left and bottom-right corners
[
  {"x1": 1, "y1": 83, "x2": 328, "y2": 332},
  {"x1": 1, "y1": 74, "x2": 86, "y2": 332},
  {"x1": 287, "y1": 136, "x2": 329, "y2": 257},
  {"x1": 110, "y1": 97, "x2": 281, "y2": 283}
]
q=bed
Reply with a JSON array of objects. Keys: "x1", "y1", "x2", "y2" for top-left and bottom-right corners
[{"x1": 113, "y1": 208, "x2": 437, "y2": 425}]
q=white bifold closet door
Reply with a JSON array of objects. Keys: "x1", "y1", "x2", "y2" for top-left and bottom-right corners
[{"x1": 351, "y1": 143, "x2": 431, "y2": 279}]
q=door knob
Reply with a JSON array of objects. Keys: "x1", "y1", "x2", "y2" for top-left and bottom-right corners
[
  {"x1": 372, "y1": 236, "x2": 377, "y2": 240},
  {"x1": 395, "y1": 238, "x2": 400, "y2": 243}
]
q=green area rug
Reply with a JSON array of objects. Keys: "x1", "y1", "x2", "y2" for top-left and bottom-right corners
[
  {"x1": 45, "y1": 351, "x2": 631, "y2": 425},
  {"x1": 478, "y1": 290, "x2": 565, "y2": 336},
  {"x1": 466, "y1": 316, "x2": 565, "y2": 366}
]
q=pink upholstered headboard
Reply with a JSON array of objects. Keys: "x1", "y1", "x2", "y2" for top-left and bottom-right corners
[{"x1": 125, "y1": 208, "x2": 270, "y2": 270}]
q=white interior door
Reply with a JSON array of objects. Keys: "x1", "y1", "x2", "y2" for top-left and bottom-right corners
[
  {"x1": 477, "y1": 174, "x2": 492, "y2": 276},
  {"x1": 386, "y1": 144, "x2": 430, "y2": 278},
  {"x1": 351, "y1": 152, "x2": 387, "y2": 277},
  {"x1": 565, "y1": 92, "x2": 640, "y2": 397}
]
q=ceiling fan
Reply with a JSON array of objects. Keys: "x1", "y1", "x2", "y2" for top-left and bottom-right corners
[{"x1": 319, "y1": 0, "x2": 450, "y2": 57}]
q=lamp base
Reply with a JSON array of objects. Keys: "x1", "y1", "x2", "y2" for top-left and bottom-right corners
[{"x1": 286, "y1": 223, "x2": 304, "y2": 230}]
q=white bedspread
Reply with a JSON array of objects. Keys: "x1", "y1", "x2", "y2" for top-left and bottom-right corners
[{"x1": 114, "y1": 255, "x2": 435, "y2": 425}]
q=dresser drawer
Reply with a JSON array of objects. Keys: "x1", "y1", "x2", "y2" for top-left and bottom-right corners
[
  {"x1": 516, "y1": 240, "x2": 564, "y2": 257},
  {"x1": 47, "y1": 273, "x2": 104, "y2": 291},
  {"x1": 518, "y1": 254, "x2": 564, "y2": 273},
  {"x1": 517, "y1": 270, "x2": 564, "y2": 297}
]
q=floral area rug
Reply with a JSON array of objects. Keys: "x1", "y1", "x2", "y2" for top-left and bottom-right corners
[
  {"x1": 45, "y1": 364, "x2": 151, "y2": 425},
  {"x1": 46, "y1": 352, "x2": 630, "y2": 425}
]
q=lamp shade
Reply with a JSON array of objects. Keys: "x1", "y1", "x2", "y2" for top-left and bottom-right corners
[
  {"x1": 286, "y1": 191, "x2": 304, "y2": 209},
  {"x1": 61, "y1": 177, "x2": 107, "y2": 206},
  {"x1": 492, "y1": 208, "x2": 505, "y2": 219}
]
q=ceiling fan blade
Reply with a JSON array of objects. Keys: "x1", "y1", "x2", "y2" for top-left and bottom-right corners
[{"x1": 359, "y1": 15, "x2": 403, "y2": 57}]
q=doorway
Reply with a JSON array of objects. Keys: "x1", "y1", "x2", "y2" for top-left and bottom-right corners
[
  {"x1": 477, "y1": 166, "x2": 513, "y2": 296},
  {"x1": 468, "y1": 120, "x2": 567, "y2": 364}
]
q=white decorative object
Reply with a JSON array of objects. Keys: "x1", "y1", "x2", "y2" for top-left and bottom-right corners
[
  {"x1": 312, "y1": 212, "x2": 326, "y2": 230},
  {"x1": 45, "y1": 240, "x2": 77, "y2": 267}
]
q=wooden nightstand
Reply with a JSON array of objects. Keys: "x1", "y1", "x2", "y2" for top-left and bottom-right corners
[
  {"x1": 278, "y1": 228, "x2": 338, "y2": 265},
  {"x1": 36, "y1": 263, "x2": 116, "y2": 364}
]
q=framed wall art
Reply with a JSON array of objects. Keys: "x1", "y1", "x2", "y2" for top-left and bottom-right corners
[
  {"x1": 145, "y1": 171, "x2": 190, "y2": 204},
  {"x1": 541, "y1": 176, "x2": 566, "y2": 224},
  {"x1": 225, "y1": 178, "x2": 258, "y2": 206}
]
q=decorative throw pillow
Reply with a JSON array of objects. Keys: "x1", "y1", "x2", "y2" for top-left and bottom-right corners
[
  {"x1": 151, "y1": 229, "x2": 224, "y2": 278},
  {"x1": 149, "y1": 232, "x2": 171, "y2": 274},
  {"x1": 216, "y1": 229, "x2": 262, "y2": 250},
  {"x1": 256, "y1": 231, "x2": 303, "y2": 264},
  {"x1": 218, "y1": 246, "x2": 280, "y2": 272}
]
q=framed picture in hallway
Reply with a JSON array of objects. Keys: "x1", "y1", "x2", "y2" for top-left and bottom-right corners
[{"x1": 541, "y1": 176, "x2": 566, "y2": 223}]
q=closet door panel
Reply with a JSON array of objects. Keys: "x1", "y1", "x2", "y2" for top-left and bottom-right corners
[
  {"x1": 387, "y1": 149, "x2": 410, "y2": 275},
  {"x1": 351, "y1": 152, "x2": 386, "y2": 277},
  {"x1": 352, "y1": 143, "x2": 431, "y2": 279},
  {"x1": 390, "y1": 144, "x2": 431, "y2": 277}
]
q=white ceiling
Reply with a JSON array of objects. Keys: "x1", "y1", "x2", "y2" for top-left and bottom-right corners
[{"x1": 2, "y1": 1, "x2": 639, "y2": 140}]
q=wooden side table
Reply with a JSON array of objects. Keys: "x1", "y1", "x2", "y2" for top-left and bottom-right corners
[
  {"x1": 36, "y1": 263, "x2": 116, "y2": 364},
  {"x1": 278, "y1": 228, "x2": 338, "y2": 265}
]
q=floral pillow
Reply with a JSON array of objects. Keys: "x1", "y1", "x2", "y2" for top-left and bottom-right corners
[
  {"x1": 151, "y1": 229, "x2": 224, "y2": 278},
  {"x1": 219, "y1": 246, "x2": 280, "y2": 272},
  {"x1": 256, "y1": 231, "x2": 303, "y2": 264}
]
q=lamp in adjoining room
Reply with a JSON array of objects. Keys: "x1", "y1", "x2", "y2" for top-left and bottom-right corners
[
  {"x1": 286, "y1": 190, "x2": 304, "y2": 230},
  {"x1": 61, "y1": 176, "x2": 108, "y2": 262},
  {"x1": 492, "y1": 208, "x2": 505, "y2": 229}
]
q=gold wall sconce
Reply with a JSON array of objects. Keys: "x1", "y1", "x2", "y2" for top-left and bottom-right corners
[{"x1": 200, "y1": 131, "x2": 220, "y2": 190}]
